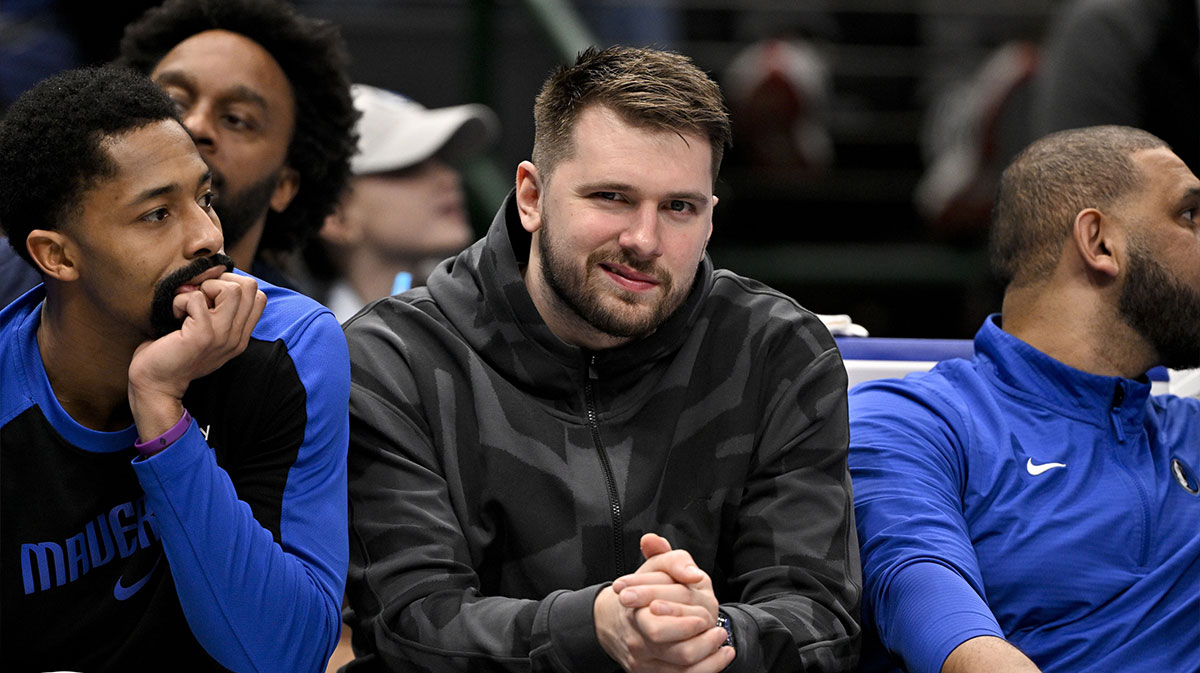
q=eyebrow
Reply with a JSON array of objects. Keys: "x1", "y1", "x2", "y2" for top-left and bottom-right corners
[
  {"x1": 128, "y1": 169, "x2": 212, "y2": 208},
  {"x1": 1174, "y1": 186, "x2": 1200, "y2": 208},
  {"x1": 153, "y1": 70, "x2": 270, "y2": 111},
  {"x1": 578, "y1": 182, "x2": 710, "y2": 204},
  {"x1": 222, "y1": 84, "x2": 270, "y2": 111}
]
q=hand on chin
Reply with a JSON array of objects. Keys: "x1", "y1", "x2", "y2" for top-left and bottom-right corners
[{"x1": 127, "y1": 273, "x2": 266, "y2": 440}]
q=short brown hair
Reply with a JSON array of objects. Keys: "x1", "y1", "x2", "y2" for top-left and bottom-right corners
[
  {"x1": 532, "y1": 46, "x2": 731, "y2": 183},
  {"x1": 990, "y1": 125, "x2": 1167, "y2": 287}
]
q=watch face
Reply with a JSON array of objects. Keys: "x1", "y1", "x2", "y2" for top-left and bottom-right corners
[{"x1": 716, "y1": 613, "x2": 735, "y2": 647}]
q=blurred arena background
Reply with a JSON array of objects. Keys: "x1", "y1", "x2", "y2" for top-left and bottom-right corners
[{"x1": 1, "y1": 0, "x2": 1080, "y2": 337}]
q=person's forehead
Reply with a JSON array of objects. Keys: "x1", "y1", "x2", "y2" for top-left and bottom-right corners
[
  {"x1": 151, "y1": 29, "x2": 295, "y2": 110},
  {"x1": 572, "y1": 105, "x2": 706, "y2": 147},
  {"x1": 90, "y1": 120, "x2": 209, "y2": 206},
  {"x1": 564, "y1": 105, "x2": 713, "y2": 187},
  {"x1": 1132, "y1": 147, "x2": 1200, "y2": 196}
]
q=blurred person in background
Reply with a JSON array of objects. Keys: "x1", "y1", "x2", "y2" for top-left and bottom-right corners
[
  {"x1": 1032, "y1": 0, "x2": 1199, "y2": 172},
  {"x1": 116, "y1": 0, "x2": 358, "y2": 290},
  {"x1": 314, "y1": 84, "x2": 498, "y2": 323}
]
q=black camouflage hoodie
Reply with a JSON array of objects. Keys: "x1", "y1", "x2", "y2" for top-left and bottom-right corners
[{"x1": 343, "y1": 193, "x2": 861, "y2": 673}]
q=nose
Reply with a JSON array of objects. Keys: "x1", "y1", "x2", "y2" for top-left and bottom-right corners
[
  {"x1": 617, "y1": 204, "x2": 663, "y2": 260},
  {"x1": 179, "y1": 102, "x2": 216, "y2": 150},
  {"x1": 426, "y1": 159, "x2": 458, "y2": 184},
  {"x1": 420, "y1": 159, "x2": 463, "y2": 199},
  {"x1": 185, "y1": 202, "x2": 224, "y2": 259}
]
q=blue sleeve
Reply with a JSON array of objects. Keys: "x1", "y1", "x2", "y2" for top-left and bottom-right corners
[
  {"x1": 848, "y1": 377, "x2": 1002, "y2": 673},
  {"x1": 131, "y1": 311, "x2": 350, "y2": 673},
  {"x1": 879, "y1": 562, "x2": 1003, "y2": 673}
]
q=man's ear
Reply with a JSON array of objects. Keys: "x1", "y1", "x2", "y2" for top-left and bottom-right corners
[
  {"x1": 1071, "y1": 208, "x2": 1120, "y2": 279},
  {"x1": 515, "y1": 161, "x2": 543, "y2": 234},
  {"x1": 26, "y1": 229, "x2": 79, "y2": 281},
  {"x1": 269, "y1": 165, "x2": 301, "y2": 213}
]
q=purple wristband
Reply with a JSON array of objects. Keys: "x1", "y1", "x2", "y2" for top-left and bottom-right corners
[{"x1": 134, "y1": 409, "x2": 192, "y2": 456}]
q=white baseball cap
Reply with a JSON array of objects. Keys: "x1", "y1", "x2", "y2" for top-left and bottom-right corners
[{"x1": 350, "y1": 83, "x2": 499, "y2": 175}]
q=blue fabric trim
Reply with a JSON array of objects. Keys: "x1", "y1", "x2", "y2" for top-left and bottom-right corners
[{"x1": 9, "y1": 291, "x2": 137, "y2": 451}]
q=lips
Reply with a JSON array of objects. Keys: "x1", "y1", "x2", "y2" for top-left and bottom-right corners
[
  {"x1": 438, "y1": 203, "x2": 464, "y2": 220},
  {"x1": 600, "y1": 262, "x2": 661, "y2": 292}
]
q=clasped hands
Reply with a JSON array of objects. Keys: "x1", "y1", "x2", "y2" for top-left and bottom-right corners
[{"x1": 595, "y1": 533, "x2": 735, "y2": 673}]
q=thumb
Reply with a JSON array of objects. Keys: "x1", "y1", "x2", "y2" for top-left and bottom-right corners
[{"x1": 640, "y1": 532, "x2": 672, "y2": 560}]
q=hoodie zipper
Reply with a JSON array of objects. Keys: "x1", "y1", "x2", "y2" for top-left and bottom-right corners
[
  {"x1": 1108, "y1": 383, "x2": 1127, "y2": 443},
  {"x1": 584, "y1": 353, "x2": 626, "y2": 576},
  {"x1": 1111, "y1": 381, "x2": 1150, "y2": 565}
]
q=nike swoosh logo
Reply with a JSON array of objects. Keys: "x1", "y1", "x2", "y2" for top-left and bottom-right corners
[
  {"x1": 1026, "y1": 458, "x2": 1067, "y2": 476},
  {"x1": 113, "y1": 554, "x2": 162, "y2": 601}
]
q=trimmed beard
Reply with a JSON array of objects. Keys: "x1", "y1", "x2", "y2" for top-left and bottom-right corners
[
  {"x1": 212, "y1": 169, "x2": 279, "y2": 252},
  {"x1": 1117, "y1": 237, "x2": 1200, "y2": 370},
  {"x1": 149, "y1": 253, "x2": 236, "y2": 338},
  {"x1": 537, "y1": 208, "x2": 690, "y2": 340}
]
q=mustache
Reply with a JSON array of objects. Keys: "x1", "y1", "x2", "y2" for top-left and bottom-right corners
[
  {"x1": 149, "y1": 253, "x2": 236, "y2": 337},
  {"x1": 589, "y1": 250, "x2": 666, "y2": 280},
  {"x1": 159, "y1": 253, "x2": 235, "y2": 293},
  {"x1": 588, "y1": 249, "x2": 672, "y2": 285}
]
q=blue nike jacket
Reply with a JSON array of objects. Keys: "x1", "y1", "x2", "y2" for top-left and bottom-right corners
[{"x1": 848, "y1": 315, "x2": 1200, "y2": 673}]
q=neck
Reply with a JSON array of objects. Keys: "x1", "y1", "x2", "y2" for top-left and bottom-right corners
[
  {"x1": 226, "y1": 219, "x2": 266, "y2": 272},
  {"x1": 37, "y1": 286, "x2": 141, "y2": 431},
  {"x1": 340, "y1": 246, "x2": 423, "y2": 306},
  {"x1": 1000, "y1": 281, "x2": 1156, "y2": 379}
]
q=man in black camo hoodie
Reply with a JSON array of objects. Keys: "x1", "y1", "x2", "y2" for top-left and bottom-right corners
[{"x1": 342, "y1": 45, "x2": 861, "y2": 673}]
